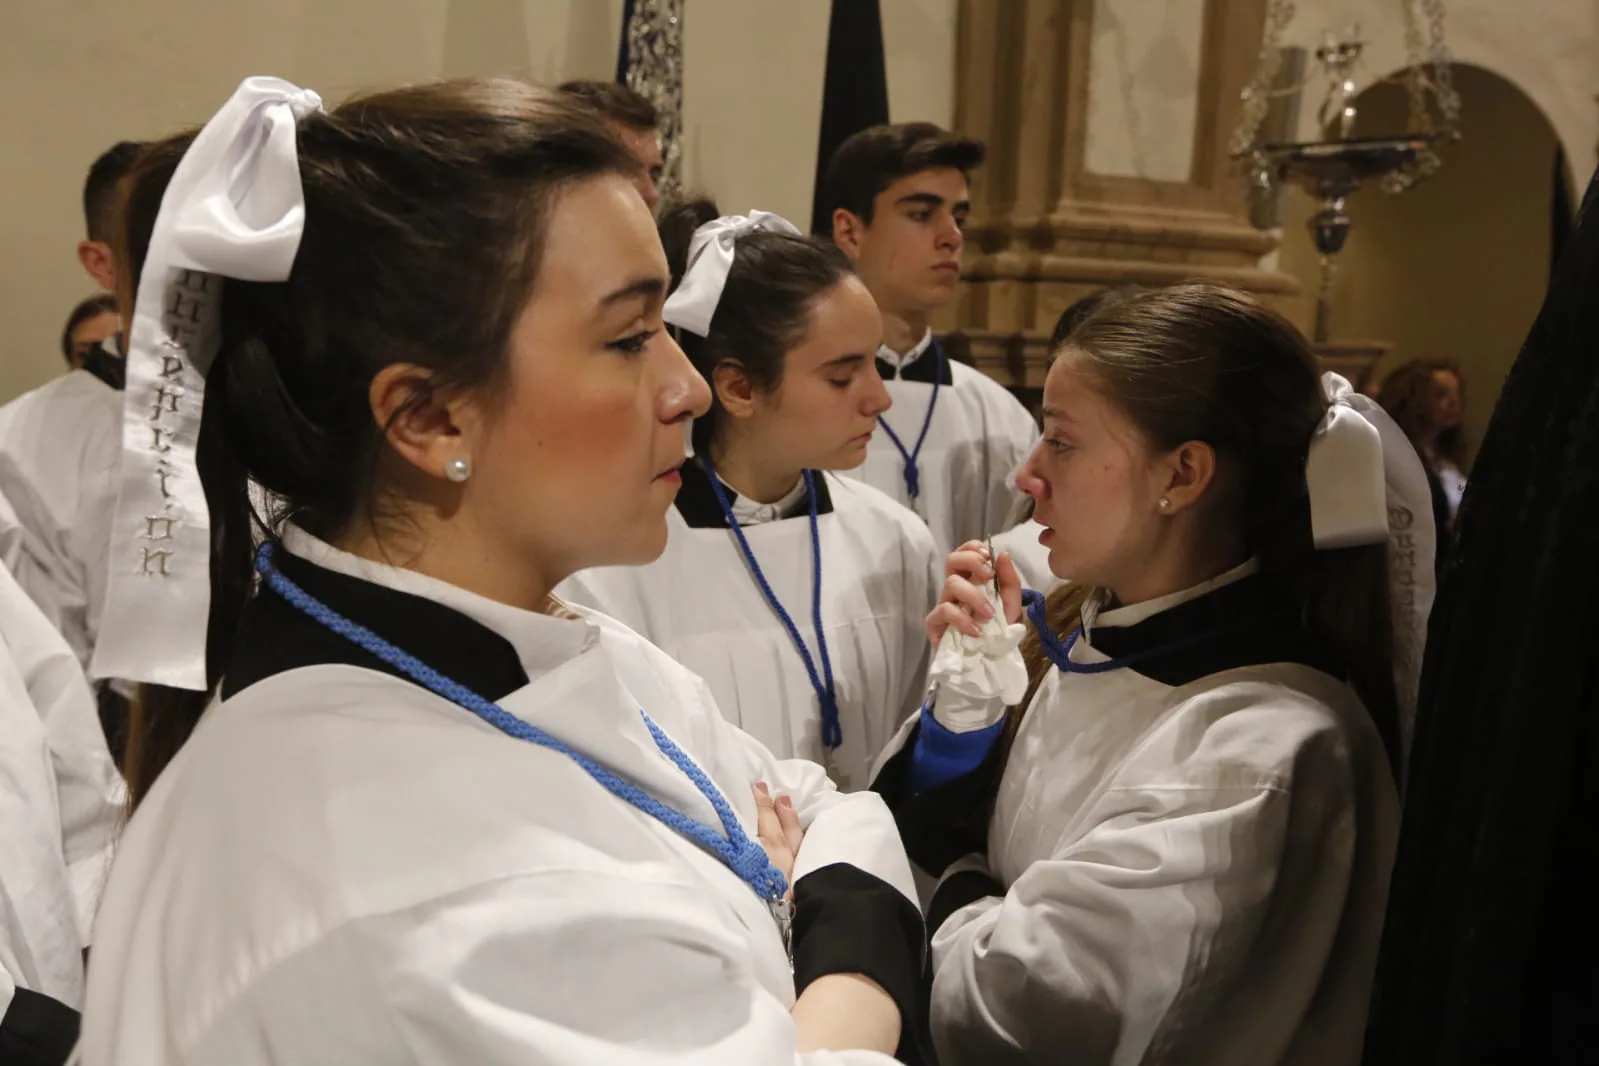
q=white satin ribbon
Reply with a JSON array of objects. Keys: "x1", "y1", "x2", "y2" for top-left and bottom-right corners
[
  {"x1": 90, "y1": 76, "x2": 323, "y2": 690},
  {"x1": 1317, "y1": 371, "x2": 1437, "y2": 763},
  {"x1": 662, "y1": 210, "x2": 801, "y2": 336},
  {"x1": 1306, "y1": 374, "x2": 1390, "y2": 550}
]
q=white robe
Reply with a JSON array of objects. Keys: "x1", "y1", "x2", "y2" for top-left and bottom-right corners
[
  {"x1": 0, "y1": 579, "x2": 84, "y2": 1029},
  {"x1": 0, "y1": 371, "x2": 122, "y2": 672},
  {"x1": 561, "y1": 468, "x2": 939, "y2": 790},
  {"x1": 0, "y1": 564, "x2": 123, "y2": 944},
  {"x1": 843, "y1": 333, "x2": 1038, "y2": 557},
  {"x1": 0, "y1": 560, "x2": 123, "y2": 1043},
  {"x1": 75, "y1": 528, "x2": 921, "y2": 1066},
  {"x1": 879, "y1": 561, "x2": 1399, "y2": 1066}
]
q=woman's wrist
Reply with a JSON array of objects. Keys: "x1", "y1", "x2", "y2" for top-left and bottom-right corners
[{"x1": 791, "y1": 972, "x2": 901, "y2": 1054}]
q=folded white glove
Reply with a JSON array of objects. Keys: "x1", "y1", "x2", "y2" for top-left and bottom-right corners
[{"x1": 928, "y1": 583, "x2": 1028, "y2": 733}]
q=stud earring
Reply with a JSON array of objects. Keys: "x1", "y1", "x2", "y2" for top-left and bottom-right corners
[
  {"x1": 1158, "y1": 497, "x2": 1171, "y2": 511},
  {"x1": 445, "y1": 456, "x2": 472, "y2": 484}
]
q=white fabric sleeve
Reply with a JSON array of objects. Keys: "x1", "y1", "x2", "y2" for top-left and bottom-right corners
[
  {"x1": 68, "y1": 395, "x2": 121, "y2": 664},
  {"x1": 930, "y1": 775, "x2": 1355, "y2": 1065},
  {"x1": 181, "y1": 872, "x2": 903, "y2": 1066},
  {"x1": 727, "y1": 713, "x2": 918, "y2": 907},
  {"x1": 0, "y1": 565, "x2": 123, "y2": 943}
]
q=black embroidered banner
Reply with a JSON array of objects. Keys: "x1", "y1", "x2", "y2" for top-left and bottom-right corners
[{"x1": 810, "y1": 0, "x2": 890, "y2": 235}]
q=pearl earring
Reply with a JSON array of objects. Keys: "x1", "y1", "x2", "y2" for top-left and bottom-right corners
[
  {"x1": 1159, "y1": 497, "x2": 1171, "y2": 511},
  {"x1": 445, "y1": 456, "x2": 472, "y2": 483}
]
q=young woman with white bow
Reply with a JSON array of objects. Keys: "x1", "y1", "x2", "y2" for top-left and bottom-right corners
[
  {"x1": 74, "y1": 81, "x2": 930, "y2": 1065},
  {"x1": 872, "y1": 283, "x2": 1409, "y2": 1065},
  {"x1": 561, "y1": 200, "x2": 940, "y2": 793}
]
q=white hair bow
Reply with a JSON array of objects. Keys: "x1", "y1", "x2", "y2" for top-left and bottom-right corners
[
  {"x1": 1306, "y1": 373, "x2": 1390, "y2": 549},
  {"x1": 91, "y1": 76, "x2": 323, "y2": 691},
  {"x1": 1314, "y1": 371, "x2": 1438, "y2": 766},
  {"x1": 662, "y1": 210, "x2": 802, "y2": 336}
]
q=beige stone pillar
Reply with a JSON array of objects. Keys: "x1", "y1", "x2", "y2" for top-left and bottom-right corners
[{"x1": 943, "y1": 0, "x2": 1300, "y2": 388}]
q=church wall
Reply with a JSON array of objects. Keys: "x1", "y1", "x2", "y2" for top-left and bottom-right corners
[
  {"x1": 0, "y1": 0, "x2": 958, "y2": 401},
  {"x1": 1278, "y1": 65, "x2": 1561, "y2": 462}
]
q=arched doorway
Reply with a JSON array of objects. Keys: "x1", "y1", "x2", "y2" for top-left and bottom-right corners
[{"x1": 1277, "y1": 63, "x2": 1568, "y2": 463}]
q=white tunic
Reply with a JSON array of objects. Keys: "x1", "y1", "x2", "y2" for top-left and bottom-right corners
[
  {"x1": 76, "y1": 528, "x2": 921, "y2": 1066},
  {"x1": 0, "y1": 573, "x2": 84, "y2": 1028},
  {"x1": 844, "y1": 333, "x2": 1038, "y2": 557},
  {"x1": 0, "y1": 564, "x2": 123, "y2": 944},
  {"x1": 0, "y1": 371, "x2": 122, "y2": 671},
  {"x1": 561, "y1": 467, "x2": 939, "y2": 790},
  {"x1": 881, "y1": 562, "x2": 1399, "y2": 1066},
  {"x1": 0, "y1": 558, "x2": 123, "y2": 1045}
]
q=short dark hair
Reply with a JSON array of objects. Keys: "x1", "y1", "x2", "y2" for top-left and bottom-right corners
[
  {"x1": 83, "y1": 141, "x2": 146, "y2": 242},
  {"x1": 820, "y1": 122, "x2": 985, "y2": 224},
  {"x1": 60, "y1": 292, "x2": 119, "y2": 363},
  {"x1": 556, "y1": 80, "x2": 658, "y2": 131}
]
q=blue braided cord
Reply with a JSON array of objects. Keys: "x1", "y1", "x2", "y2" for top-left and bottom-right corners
[
  {"x1": 254, "y1": 542, "x2": 788, "y2": 903},
  {"x1": 876, "y1": 339, "x2": 945, "y2": 500},
  {"x1": 702, "y1": 464, "x2": 843, "y2": 750},
  {"x1": 1021, "y1": 587, "x2": 1291, "y2": 676}
]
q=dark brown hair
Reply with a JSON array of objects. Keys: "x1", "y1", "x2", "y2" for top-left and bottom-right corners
[
  {"x1": 1048, "y1": 285, "x2": 1143, "y2": 350},
  {"x1": 998, "y1": 283, "x2": 1401, "y2": 788},
  {"x1": 59, "y1": 293, "x2": 119, "y2": 364},
  {"x1": 819, "y1": 122, "x2": 985, "y2": 225},
  {"x1": 556, "y1": 79, "x2": 658, "y2": 131},
  {"x1": 121, "y1": 79, "x2": 635, "y2": 809},
  {"x1": 658, "y1": 199, "x2": 856, "y2": 457},
  {"x1": 1379, "y1": 358, "x2": 1469, "y2": 471},
  {"x1": 83, "y1": 140, "x2": 146, "y2": 242}
]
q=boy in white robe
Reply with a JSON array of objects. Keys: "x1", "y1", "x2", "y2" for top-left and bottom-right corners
[{"x1": 822, "y1": 123, "x2": 1038, "y2": 556}]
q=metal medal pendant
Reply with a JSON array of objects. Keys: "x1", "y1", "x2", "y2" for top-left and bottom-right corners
[
  {"x1": 770, "y1": 895, "x2": 794, "y2": 971},
  {"x1": 822, "y1": 746, "x2": 849, "y2": 791}
]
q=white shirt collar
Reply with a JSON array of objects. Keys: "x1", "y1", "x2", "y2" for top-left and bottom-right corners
[
  {"x1": 279, "y1": 524, "x2": 599, "y2": 679},
  {"x1": 877, "y1": 328, "x2": 935, "y2": 374},
  {"x1": 723, "y1": 473, "x2": 808, "y2": 526},
  {"x1": 1084, "y1": 558, "x2": 1261, "y2": 636}
]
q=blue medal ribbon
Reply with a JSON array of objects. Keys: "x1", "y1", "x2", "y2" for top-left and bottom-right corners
[
  {"x1": 877, "y1": 338, "x2": 944, "y2": 501},
  {"x1": 701, "y1": 461, "x2": 843, "y2": 753},
  {"x1": 254, "y1": 542, "x2": 790, "y2": 911}
]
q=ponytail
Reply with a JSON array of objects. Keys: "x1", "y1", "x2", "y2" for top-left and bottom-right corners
[
  {"x1": 1267, "y1": 538, "x2": 1402, "y2": 775},
  {"x1": 124, "y1": 315, "x2": 260, "y2": 808}
]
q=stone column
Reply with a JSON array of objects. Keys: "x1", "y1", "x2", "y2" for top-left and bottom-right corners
[{"x1": 943, "y1": 0, "x2": 1300, "y2": 388}]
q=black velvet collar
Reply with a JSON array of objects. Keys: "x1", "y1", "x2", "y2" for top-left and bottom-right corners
[
  {"x1": 223, "y1": 548, "x2": 529, "y2": 702},
  {"x1": 673, "y1": 458, "x2": 836, "y2": 530},
  {"x1": 876, "y1": 336, "x2": 953, "y2": 386},
  {"x1": 1081, "y1": 572, "x2": 1342, "y2": 687},
  {"x1": 80, "y1": 345, "x2": 125, "y2": 391}
]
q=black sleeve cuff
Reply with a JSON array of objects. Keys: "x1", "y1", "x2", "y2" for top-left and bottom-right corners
[
  {"x1": 0, "y1": 987, "x2": 82, "y2": 1066},
  {"x1": 872, "y1": 718, "x2": 1007, "y2": 876},
  {"x1": 927, "y1": 865, "x2": 1005, "y2": 937},
  {"x1": 792, "y1": 862, "x2": 933, "y2": 1065}
]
